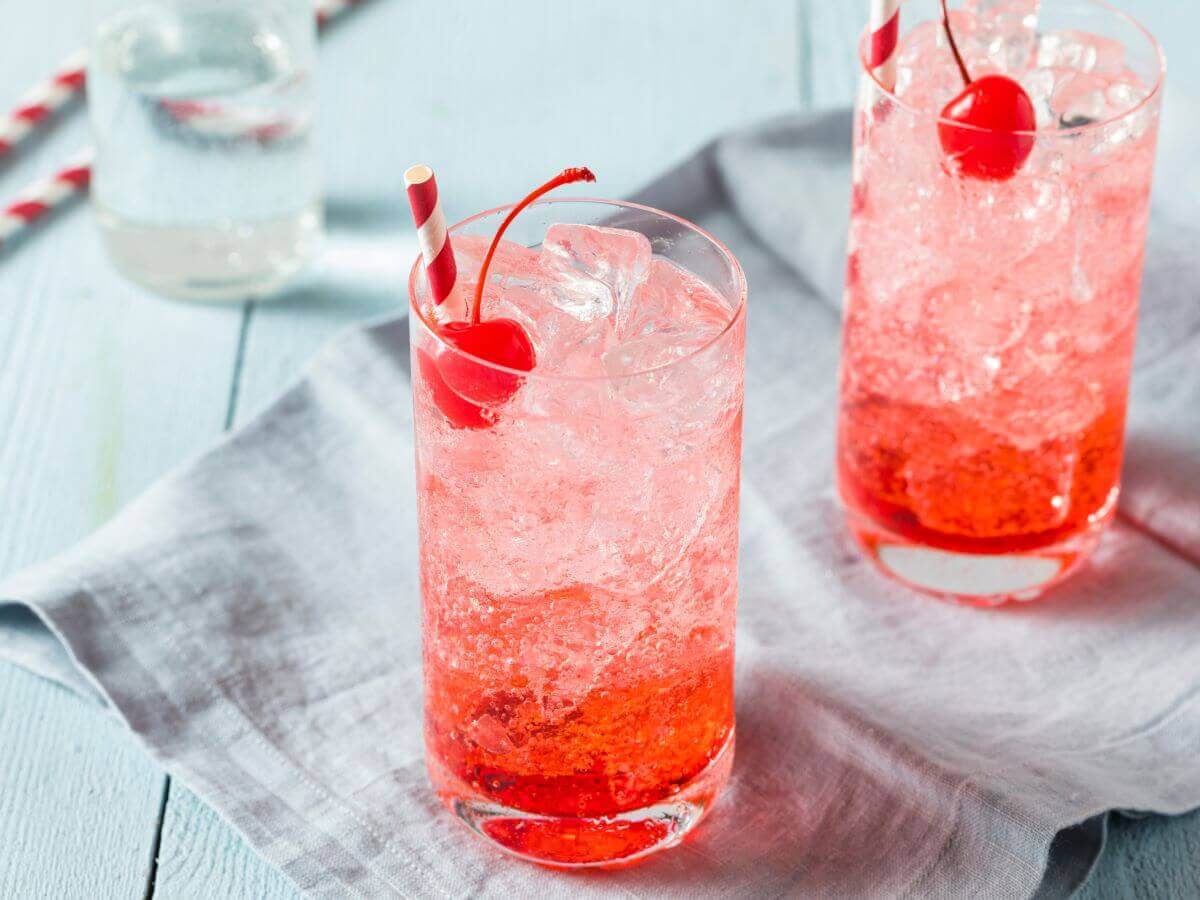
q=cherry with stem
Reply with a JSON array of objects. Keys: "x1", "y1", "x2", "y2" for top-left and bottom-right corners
[
  {"x1": 936, "y1": 0, "x2": 1037, "y2": 181},
  {"x1": 423, "y1": 167, "x2": 596, "y2": 430}
]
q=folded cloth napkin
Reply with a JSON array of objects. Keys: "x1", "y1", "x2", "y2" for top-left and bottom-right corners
[{"x1": 3, "y1": 102, "x2": 1200, "y2": 899}]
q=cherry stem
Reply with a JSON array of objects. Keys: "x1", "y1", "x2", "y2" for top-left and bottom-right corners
[
  {"x1": 470, "y1": 167, "x2": 597, "y2": 326},
  {"x1": 941, "y1": 0, "x2": 973, "y2": 86}
]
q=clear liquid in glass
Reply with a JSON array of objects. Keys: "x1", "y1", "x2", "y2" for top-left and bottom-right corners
[{"x1": 88, "y1": 1, "x2": 322, "y2": 301}]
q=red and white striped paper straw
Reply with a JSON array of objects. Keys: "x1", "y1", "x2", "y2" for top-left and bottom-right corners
[
  {"x1": 0, "y1": 49, "x2": 88, "y2": 157},
  {"x1": 867, "y1": 0, "x2": 901, "y2": 91},
  {"x1": 404, "y1": 165, "x2": 469, "y2": 323},
  {"x1": 0, "y1": 148, "x2": 92, "y2": 248}
]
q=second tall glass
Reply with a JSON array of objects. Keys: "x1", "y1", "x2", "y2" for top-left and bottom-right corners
[{"x1": 838, "y1": 0, "x2": 1164, "y2": 603}]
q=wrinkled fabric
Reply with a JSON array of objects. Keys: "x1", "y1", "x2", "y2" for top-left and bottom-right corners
[{"x1": 3, "y1": 102, "x2": 1199, "y2": 899}]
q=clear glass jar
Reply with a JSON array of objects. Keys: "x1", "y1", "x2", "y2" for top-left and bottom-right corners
[{"x1": 88, "y1": 0, "x2": 323, "y2": 301}]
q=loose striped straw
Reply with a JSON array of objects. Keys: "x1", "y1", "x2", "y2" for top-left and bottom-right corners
[
  {"x1": 0, "y1": 148, "x2": 93, "y2": 249},
  {"x1": 0, "y1": 49, "x2": 88, "y2": 158},
  {"x1": 867, "y1": 0, "x2": 901, "y2": 92},
  {"x1": 404, "y1": 165, "x2": 469, "y2": 323}
]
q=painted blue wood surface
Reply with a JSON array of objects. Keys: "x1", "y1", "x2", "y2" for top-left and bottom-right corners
[{"x1": 0, "y1": 0, "x2": 1196, "y2": 897}]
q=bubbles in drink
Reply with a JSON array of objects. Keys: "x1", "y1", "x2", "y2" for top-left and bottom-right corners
[
  {"x1": 840, "y1": 2, "x2": 1157, "y2": 563},
  {"x1": 411, "y1": 215, "x2": 743, "y2": 851}
]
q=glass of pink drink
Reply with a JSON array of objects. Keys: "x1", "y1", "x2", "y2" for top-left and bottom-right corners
[
  {"x1": 409, "y1": 199, "x2": 746, "y2": 866},
  {"x1": 839, "y1": 0, "x2": 1164, "y2": 603}
]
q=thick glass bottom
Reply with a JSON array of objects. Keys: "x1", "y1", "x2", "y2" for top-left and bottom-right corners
[
  {"x1": 845, "y1": 508, "x2": 1110, "y2": 605},
  {"x1": 432, "y1": 730, "x2": 734, "y2": 869},
  {"x1": 95, "y1": 201, "x2": 322, "y2": 302}
]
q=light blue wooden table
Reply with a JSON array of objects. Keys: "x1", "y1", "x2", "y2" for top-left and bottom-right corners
[{"x1": 0, "y1": 2, "x2": 1196, "y2": 896}]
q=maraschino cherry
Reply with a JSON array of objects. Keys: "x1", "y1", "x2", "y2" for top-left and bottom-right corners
[
  {"x1": 936, "y1": 0, "x2": 1036, "y2": 180},
  {"x1": 423, "y1": 167, "x2": 596, "y2": 429}
]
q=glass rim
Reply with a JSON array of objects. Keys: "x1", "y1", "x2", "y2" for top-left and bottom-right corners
[
  {"x1": 859, "y1": 0, "x2": 1166, "y2": 138},
  {"x1": 408, "y1": 197, "x2": 748, "y2": 384}
]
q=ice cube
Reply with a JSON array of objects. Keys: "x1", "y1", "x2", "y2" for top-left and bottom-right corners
[
  {"x1": 538, "y1": 268, "x2": 613, "y2": 322},
  {"x1": 894, "y1": 20, "x2": 971, "y2": 107},
  {"x1": 1021, "y1": 68, "x2": 1060, "y2": 128},
  {"x1": 967, "y1": 0, "x2": 1040, "y2": 73},
  {"x1": 540, "y1": 224, "x2": 652, "y2": 328},
  {"x1": 524, "y1": 273, "x2": 616, "y2": 377},
  {"x1": 604, "y1": 259, "x2": 738, "y2": 453},
  {"x1": 1051, "y1": 72, "x2": 1109, "y2": 128},
  {"x1": 967, "y1": 0, "x2": 1038, "y2": 19},
  {"x1": 615, "y1": 258, "x2": 730, "y2": 353},
  {"x1": 925, "y1": 280, "x2": 1032, "y2": 356},
  {"x1": 1106, "y1": 81, "x2": 1149, "y2": 114},
  {"x1": 452, "y1": 234, "x2": 541, "y2": 286},
  {"x1": 1036, "y1": 30, "x2": 1125, "y2": 76}
]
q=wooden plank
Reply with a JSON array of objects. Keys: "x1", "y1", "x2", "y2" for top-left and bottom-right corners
[
  {"x1": 1078, "y1": 811, "x2": 1200, "y2": 900},
  {"x1": 153, "y1": 785, "x2": 302, "y2": 900},
  {"x1": 0, "y1": 2, "x2": 249, "y2": 896},
  {"x1": 0, "y1": 663, "x2": 166, "y2": 899},
  {"x1": 308, "y1": 0, "x2": 804, "y2": 226},
  {"x1": 800, "y1": 0, "x2": 861, "y2": 109},
  {"x1": 149, "y1": 0, "x2": 805, "y2": 894}
]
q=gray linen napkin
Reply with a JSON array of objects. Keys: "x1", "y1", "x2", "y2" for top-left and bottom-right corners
[{"x1": 3, "y1": 103, "x2": 1199, "y2": 899}]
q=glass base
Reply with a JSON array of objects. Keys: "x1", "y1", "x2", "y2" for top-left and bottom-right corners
[
  {"x1": 95, "y1": 201, "x2": 322, "y2": 303},
  {"x1": 435, "y1": 731, "x2": 733, "y2": 869},
  {"x1": 845, "y1": 511, "x2": 1108, "y2": 605}
]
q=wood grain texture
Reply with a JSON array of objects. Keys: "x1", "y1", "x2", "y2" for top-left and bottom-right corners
[
  {"x1": 1079, "y1": 811, "x2": 1200, "y2": 900},
  {"x1": 0, "y1": 2, "x2": 248, "y2": 897},
  {"x1": 305, "y1": 0, "x2": 803, "y2": 224},
  {"x1": 153, "y1": 784, "x2": 302, "y2": 900},
  {"x1": 800, "y1": 0, "x2": 862, "y2": 109},
  {"x1": 0, "y1": 663, "x2": 166, "y2": 899}
]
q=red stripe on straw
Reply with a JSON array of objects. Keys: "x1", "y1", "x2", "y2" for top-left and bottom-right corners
[
  {"x1": 58, "y1": 166, "x2": 91, "y2": 189},
  {"x1": 15, "y1": 105, "x2": 51, "y2": 125},
  {"x1": 406, "y1": 177, "x2": 438, "y2": 230},
  {"x1": 404, "y1": 163, "x2": 468, "y2": 321},
  {"x1": 0, "y1": 148, "x2": 94, "y2": 250},
  {"x1": 55, "y1": 70, "x2": 86, "y2": 90},
  {"x1": 868, "y1": 9, "x2": 900, "y2": 68},
  {"x1": 426, "y1": 236, "x2": 458, "y2": 306},
  {"x1": 7, "y1": 201, "x2": 50, "y2": 219}
]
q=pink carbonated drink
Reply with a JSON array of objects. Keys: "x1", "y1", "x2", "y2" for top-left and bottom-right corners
[
  {"x1": 839, "y1": 0, "x2": 1164, "y2": 602},
  {"x1": 409, "y1": 200, "x2": 745, "y2": 866}
]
